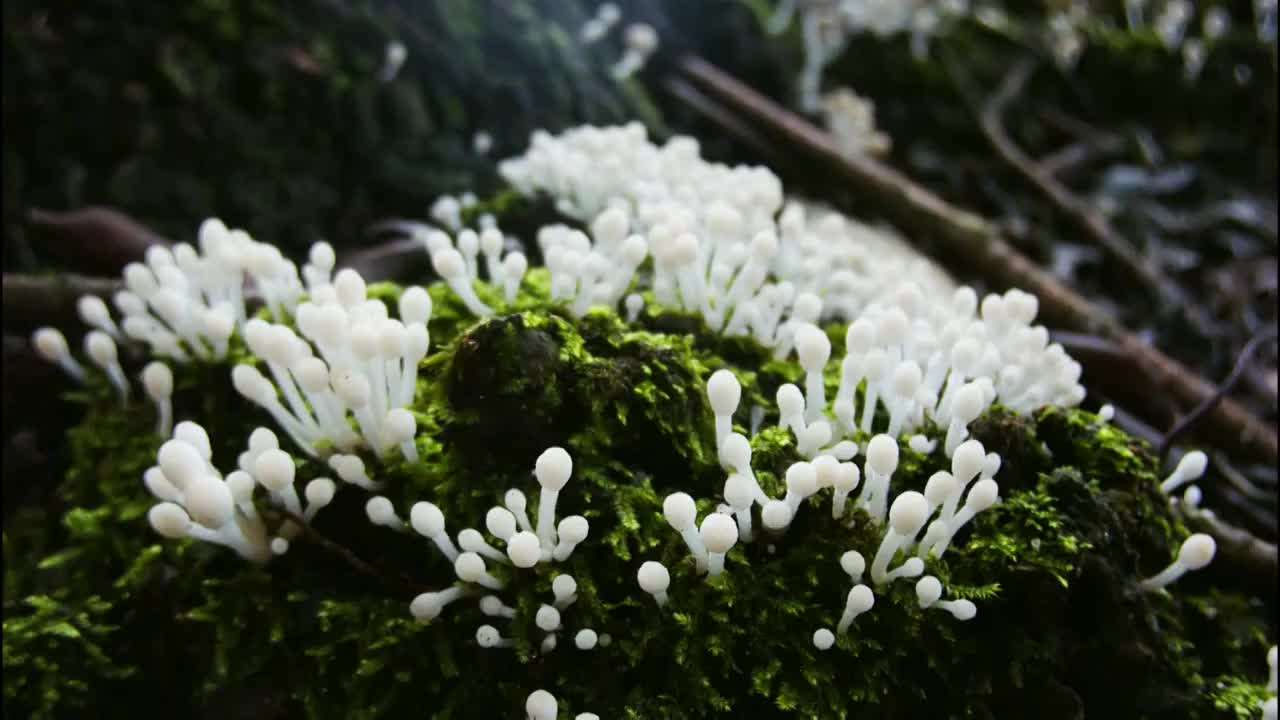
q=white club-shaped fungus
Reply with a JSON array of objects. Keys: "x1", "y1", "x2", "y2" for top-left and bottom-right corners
[
  {"x1": 813, "y1": 628, "x2": 836, "y2": 651},
  {"x1": 553, "y1": 515, "x2": 589, "y2": 561},
  {"x1": 534, "y1": 446, "x2": 573, "y2": 553},
  {"x1": 410, "y1": 502, "x2": 459, "y2": 561},
  {"x1": 32, "y1": 327, "x2": 86, "y2": 382},
  {"x1": 637, "y1": 560, "x2": 670, "y2": 607},
  {"x1": 141, "y1": 362, "x2": 174, "y2": 437},
  {"x1": 507, "y1": 531, "x2": 542, "y2": 568},
  {"x1": 871, "y1": 491, "x2": 929, "y2": 586},
  {"x1": 1139, "y1": 533, "x2": 1216, "y2": 591},
  {"x1": 707, "y1": 369, "x2": 742, "y2": 452},
  {"x1": 837, "y1": 584, "x2": 875, "y2": 634},
  {"x1": 1160, "y1": 450, "x2": 1208, "y2": 494}
]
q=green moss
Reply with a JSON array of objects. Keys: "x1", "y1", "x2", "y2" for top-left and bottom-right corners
[{"x1": 4, "y1": 280, "x2": 1273, "y2": 719}]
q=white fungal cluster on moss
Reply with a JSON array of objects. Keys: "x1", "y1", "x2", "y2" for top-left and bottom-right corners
[
  {"x1": 642, "y1": 367, "x2": 1012, "y2": 636},
  {"x1": 230, "y1": 274, "x2": 431, "y2": 460},
  {"x1": 144, "y1": 422, "x2": 334, "y2": 563}
]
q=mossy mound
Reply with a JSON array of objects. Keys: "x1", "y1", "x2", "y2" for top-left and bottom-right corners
[{"x1": 3, "y1": 277, "x2": 1273, "y2": 719}]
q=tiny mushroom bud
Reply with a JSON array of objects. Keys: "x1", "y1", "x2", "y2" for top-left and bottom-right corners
[
  {"x1": 552, "y1": 574, "x2": 578, "y2": 610},
  {"x1": 365, "y1": 496, "x2": 402, "y2": 528},
  {"x1": 837, "y1": 584, "x2": 875, "y2": 634},
  {"x1": 840, "y1": 550, "x2": 866, "y2": 584},
  {"x1": 479, "y1": 595, "x2": 517, "y2": 619},
  {"x1": 813, "y1": 628, "x2": 836, "y2": 651},
  {"x1": 574, "y1": 628, "x2": 598, "y2": 650},
  {"x1": 485, "y1": 506, "x2": 519, "y2": 542},
  {"x1": 761, "y1": 500, "x2": 794, "y2": 532},
  {"x1": 638, "y1": 560, "x2": 671, "y2": 607},
  {"x1": 476, "y1": 624, "x2": 514, "y2": 649},
  {"x1": 535, "y1": 604, "x2": 562, "y2": 632},
  {"x1": 149, "y1": 502, "x2": 192, "y2": 539}
]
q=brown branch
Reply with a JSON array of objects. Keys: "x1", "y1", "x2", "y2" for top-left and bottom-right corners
[
  {"x1": 1184, "y1": 510, "x2": 1278, "y2": 601},
  {"x1": 2, "y1": 272, "x2": 121, "y2": 331},
  {"x1": 951, "y1": 55, "x2": 1216, "y2": 338},
  {"x1": 672, "y1": 54, "x2": 1278, "y2": 464}
]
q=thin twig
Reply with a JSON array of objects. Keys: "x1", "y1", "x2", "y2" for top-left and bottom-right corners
[
  {"x1": 672, "y1": 54, "x2": 1278, "y2": 463},
  {"x1": 1184, "y1": 510, "x2": 1277, "y2": 600},
  {"x1": 958, "y1": 56, "x2": 1219, "y2": 340},
  {"x1": 270, "y1": 508, "x2": 426, "y2": 594},
  {"x1": 1157, "y1": 327, "x2": 1280, "y2": 465}
]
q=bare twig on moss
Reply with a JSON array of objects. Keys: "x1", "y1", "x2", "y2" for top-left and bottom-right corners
[
  {"x1": 269, "y1": 508, "x2": 426, "y2": 595},
  {"x1": 670, "y1": 54, "x2": 1278, "y2": 464},
  {"x1": 1157, "y1": 327, "x2": 1280, "y2": 465}
]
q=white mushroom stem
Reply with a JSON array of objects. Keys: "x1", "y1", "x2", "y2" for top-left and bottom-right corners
[
  {"x1": 1138, "y1": 534, "x2": 1217, "y2": 591},
  {"x1": 505, "y1": 489, "x2": 535, "y2": 533},
  {"x1": 836, "y1": 584, "x2": 875, "y2": 634},
  {"x1": 883, "y1": 557, "x2": 925, "y2": 583},
  {"x1": 85, "y1": 330, "x2": 130, "y2": 402},
  {"x1": 552, "y1": 574, "x2": 578, "y2": 610}
]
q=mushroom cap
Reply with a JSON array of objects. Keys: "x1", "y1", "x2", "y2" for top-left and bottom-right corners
[
  {"x1": 85, "y1": 330, "x2": 118, "y2": 367},
  {"x1": 525, "y1": 690, "x2": 558, "y2": 720},
  {"x1": 637, "y1": 561, "x2": 670, "y2": 593},
  {"x1": 475, "y1": 625, "x2": 502, "y2": 648},
  {"x1": 797, "y1": 421, "x2": 832, "y2": 452},
  {"x1": 535, "y1": 447, "x2": 573, "y2": 490},
  {"x1": 185, "y1": 476, "x2": 235, "y2": 529},
  {"x1": 718, "y1": 432, "x2": 752, "y2": 470},
  {"x1": 888, "y1": 491, "x2": 929, "y2": 535},
  {"x1": 811, "y1": 455, "x2": 841, "y2": 489},
  {"x1": 254, "y1": 449, "x2": 296, "y2": 492},
  {"x1": 557, "y1": 515, "x2": 589, "y2": 543},
  {"x1": 507, "y1": 531, "x2": 542, "y2": 568},
  {"x1": 951, "y1": 382, "x2": 986, "y2": 423},
  {"x1": 846, "y1": 584, "x2": 875, "y2": 613},
  {"x1": 699, "y1": 512, "x2": 738, "y2": 553},
  {"x1": 552, "y1": 574, "x2": 577, "y2": 598},
  {"x1": 891, "y1": 360, "x2": 923, "y2": 398},
  {"x1": 761, "y1": 500, "x2": 793, "y2": 530},
  {"x1": 865, "y1": 434, "x2": 900, "y2": 475},
  {"x1": 840, "y1": 550, "x2": 866, "y2": 578},
  {"x1": 788, "y1": 463, "x2": 821, "y2": 500},
  {"x1": 833, "y1": 462, "x2": 861, "y2": 492},
  {"x1": 32, "y1": 327, "x2": 71, "y2": 360},
  {"x1": 574, "y1": 629, "x2": 599, "y2": 649},
  {"x1": 410, "y1": 592, "x2": 447, "y2": 621},
  {"x1": 662, "y1": 492, "x2": 698, "y2": 530},
  {"x1": 157, "y1": 440, "x2": 206, "y2": 490},
  {"x1": 535, "y1": 604, "x2": 562, "y2": 632},
  {"x1": 795, "y1": 323, "x2": 831, "y2": 372},
  {"x1": 1175, "y1": 450, "x2": 1208, "y2": 481},
  {"x1": 776, "y1": 383, "x2": 805, "y2": 418},
  {"x1": 915, "y1": 575, "x2": 943, "y2": 608},
  {"x1": 707, "y1": 369, "x2": 742, "y2": 416},
  {"x1": 148, "y1": 502, "x2": 192, "y2": 539},
  {"x1": 845, "y1": 318, "x2": 876, "y2": 354},
  {"x1": 457, "y1": 528, "x2": 489, "y2": 552},
  {"x1": 950, "y1": 599, "x2": 978, "y2": 621},
  {"x1": 454, "y1": 552, "x2": 487, "y2": 582},
  {"x1": 812, "y1": 628, "x2": 836, "y2": 650},
  {"x1": 1177, "y1": 533, "x2": 1217, "y2": 570},
  {"x1": 964, "y1": 479, "x2": 1000, "y2": 512},
  {"x1": 384, "y1": 408, "x2": 417, "y2": 443},
  {"x1": 142, "y1": 362, "x2": 174, "y2": 400},
  {"x1": 411, "y1": 502, "x2": 446, "y2": 537},
  {"x1": 485, "y1": 507, "x2": 518, "y2": 540},
  {"x1": 951, "y1": 440, "x2": 986, "y2": 483},
  {"x1": 504, "y1": 488, "x2": 528, "y2": 512},
  {"x1": 924, "y1": 471, "x2": 957, "y2": 507},
  {"x1": 304, "y1": 478, "x2": 337, "y2": 507},
  {"x1": 173, "y1": 421, "x2": 212, "y2": 461}
]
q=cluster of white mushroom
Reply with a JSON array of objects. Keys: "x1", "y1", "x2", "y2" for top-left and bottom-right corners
[
  {"x1": 144, "y1": 423, "x2": 334, "y2": 562},
  {"x1": 403, "y1": 447, "x2": 599, "y2": 653},
  {"x1": 419, "y1": 225, "x2": 529, "y2": 315},
  {"x1": 229, "y1": 272, "x2": 430, "y2": 460},
  {"x1": 642, "y1": 368, "x2": 1006, "y2": 643}
]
